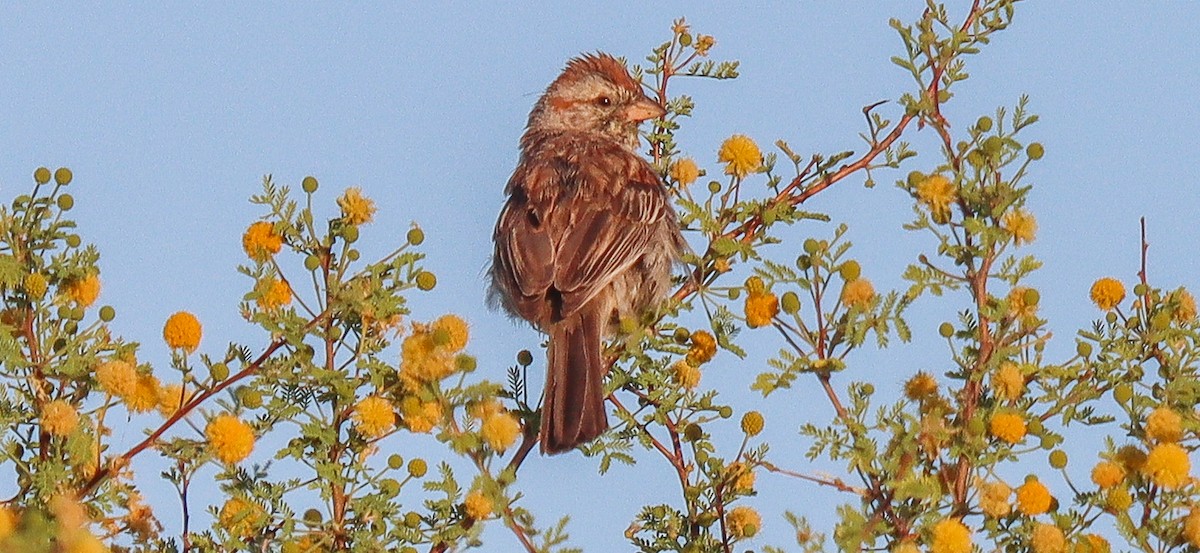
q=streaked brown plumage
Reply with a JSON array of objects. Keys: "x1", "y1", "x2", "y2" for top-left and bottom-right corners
[{"x1": 489, "y1": 53, "x2": 685, "y2": 454}]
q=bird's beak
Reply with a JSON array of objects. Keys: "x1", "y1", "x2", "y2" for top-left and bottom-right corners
[{"x1": 624, "y1": 96, "x2": 666, "y2": 122}]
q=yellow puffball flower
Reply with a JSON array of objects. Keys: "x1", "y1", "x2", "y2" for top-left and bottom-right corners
[
  {"x1": 41, "y1": 399, "x2": 79, "y2": 437},
  {"x1": 687, "y1": 330, "x2": 717, "y2": 365},
  {"x1": 929, "y1": 519, "x2": 971, "y2": 553},
  {"x1": 0, "y1": 506, "x2": 16, "y2": 540},
  {"x1": 841, "y1": 278, "x2": 875, "y2": 309},
  {"x1": 718, "y1": 135, "x2": 762, "y2": 179},
  {"x1": 241, "y1": 221, "x2": 282, "y2": 261},
  {"x1": 206, "y1": 414, "x2": 255, "y2": 464},
  {"x1": 352, "y1": 396, "x2": 397, "y2": 439},
  {"x1": 1030, "y1": 523, "x2": 1066, "y2": 553},
  {"x1": 1183, "y1": 508, "x2": 1200, "y2": 548},
  {"x1": 1076, "y1": 534, "x2": 1110, "y2": 553},
  {"x1": 399, "y1": 324, "x2": 455, "y2": 390},
  {"x1": 95, "y1": 359, "x2": 138, "y2": 398},
  {"x1": 741, "y1": 411, "x2": 764, "y2": 437},
  {"x1": 669, "y1": 157, "x2": 700, "y2": 187},
  {"x1": 219, "y1": 496, "x2": 266, "y2": 538},
  {"x1": 695, "y1": 35, "x2": 716, "y2": 55},
  {"x1": 163, "y1": 311, "x2": 202, "y2": 353},
  {"x1": 992, "y1": 362, "x2": 1025, "y2": 402},
  {"x1": 1008, "y1": 286, "x2": 1039, "y2": 321},
  {"x1": 744, "y1": 292, "x2": 779, "y2": 328},
  {"x1": 337, "y1": 187, "x2": 376, "y2": 226},
  {"x1": 464, "y1": 490, "x2": 493, "y2": 520},
  {"x1": 1115, "y1": 445, "x2": 1147, "y2": 473},
  {"x1": 979, "y1": 480, "x2": 1011, "y2": 518},
  {"x1": 1174, "y1": 288, "x2": 1198, "y2": 323},
  {"x1": 1002, "y1": 208, "x2": 1037, "y2": 245},
  {"x1": 989, "y1": 411, "x2": 1026, "y2": 444},
  {"x1": 1105, "y1": 487, "x2": 1132, "y2": 512},
  {"x1": 725, "y1": 505, "x2": 761, "y2": 539},
  {"x1": 1015, "y1": 478, "x2": 1052, "y2": 516},
  {"x1": 157, "y1": 383, "x2": 189, "y2": 417},
  {"x1": 127, "y1": 374, "x2": 161, "y2": 413},
  {"x1": 903, "y1": 371, "x2": 939, "y2": 401},
  {"x1": 480, "y1": 410, "x2": 521, "y2": 452},
  {"x1": 1090, "y1": 461, "x2": 1125, "y2": 489},
  {"x1": 1142, "y1": 442, "x2": 1190, "y2": 489},
  {"x1": 1090, "y1": 278, "x2": 1125, "y2": 311},
  {"x1": 23, "y1": 272, "x2": 48, "y2": 299},
  {"x1": 916, "y1": 174, "x2": 957, "y2": 222},
  {"x1": 671, "y1": 360, "x2": 701, "y2": 389},
  {"x1": 66, "y1": 274, "x2": 101, "y2": 308},
  {"x1": 431, "y1": 314, "x2": 470, "y2": 352},
  {"x1": 726, "y1": 462, "x2": 756, "y2": 492},
  {"x1": 400, "y1": 396, "x2": 442, "y2": 434},
  {"x1": 254, "y1": 277, "x2": 293, "y2": 311},
  {"x1": 1146, "y1": 406, "x2": 1183, "y2": 442}
]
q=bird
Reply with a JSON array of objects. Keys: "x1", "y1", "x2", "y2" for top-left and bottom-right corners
[{"x1": 489, "y1": 53, "x2": 686, "y2": 454}]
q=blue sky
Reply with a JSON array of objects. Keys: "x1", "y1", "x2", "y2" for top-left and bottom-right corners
[{"x1": 3, "y1": 3, "x2": 1200, "y2": 550}]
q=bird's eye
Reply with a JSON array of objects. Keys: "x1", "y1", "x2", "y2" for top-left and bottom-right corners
[{"x1": 596, "y1": 96, "x2": 611, "y2": 106}]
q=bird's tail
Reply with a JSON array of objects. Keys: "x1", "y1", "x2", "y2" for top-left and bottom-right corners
[{"x1": 541, "y1": 307, "x2": 608, "y2": 454}]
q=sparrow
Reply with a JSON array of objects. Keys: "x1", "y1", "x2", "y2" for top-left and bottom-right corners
[{"x1": 489, "y1": 53, "x2": 685, "y2": 454}]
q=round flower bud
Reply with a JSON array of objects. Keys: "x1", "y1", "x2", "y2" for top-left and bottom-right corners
[
  {"x1": 1049, "y1": 450, "x2": 1068, "y2": 469},
  {"x1": 238, "y1": 387, "x2": 264, "y2": 409},
  {"x1": 780, "y1": 291, "x2": 800, "y2": 314},
  {"x1": 301, "y1": 176, "x2": 319, "y2": 193},
  {"x1": 796, "y1": 255, "x2": 812, "y2": 270},
  {"x1": 380, "y1": 478, "x2": 400, "y2": 497},
  {"x1": 342, "y1": 225, "x2": 359, "y2": 243},
  {"x1": 1026, "y1": 143, "x2": 1045, "y2": 160},
  {"x1": 1076, "y1": 341, "x2": 1092, "y2": 358},
  {"x1": 407, "y1": 458, "x2": 428, "y2": 478},
  {"x1": 672, "y1": 327, "x2": 691, "y2": 344},
  {"x1": 416, "y1": 271, "x2": 437, "y2": 291},
  {"x1": 1024, "y1": 288, "x2": 1040, "y2": 306},
  {"x1": 741, "y1": 411, "x2": 764, "y2": 436},
  {"x1": 388, "y1": 454, "x2": 404, "y2": 470},
  {"x1": 347, "y1": 249, "x2": 360, "y2": 261},
  {"x1": 803, "y1": 238, "x2": 819, "y2": 255},
  {"x1": 304, "y1": 255, "x2": 321, "y2": 271},
  {"x1": 683, "y1": 423, "x2": 703, "y2": 442},
  {"x1": 707, "y1": 181, "x2": 720, "y2": 194},
  {"x1": 34, "y1": 167, "x2": 51, "y2": 184},
  {"x1": 718, "y1": 406, "x2": 733, "y2": 419},
  {"x1": 99, "y1": 305, "x2": 116, "y2": 322},
  {"x1": 982, "y1": 136, "x2": 1003, "y2": 156},
  {"x1": 56, "y1": 194, "x2": 74, "y2": 211},
  {"x1": 54, "y1": 167, "x2": 73, "y2": 185},
  {"x1": 976, "y1": 116, "x2": 993, "y2": 132},
  {"x1": 66, "y1": 235, "x2": 81, "y2": 248},
  {"x1": 302, "y1": 508, "x2": 323, "y2": 525},
  {"x1": 407, "y1": 227, "x2": 425, "y2": 245},
  {"x1": 1112, "y1": 383, "x2": 1133, "y2": 404},
  {"x1": 210, "y1": 363, "x2": 230, "y2": 381},
  {"x1": 404, "y1": 511, "x2": 422, "y2": 528},
  {"x1": 938, "y1": 322, "x2": 954, "y2": 338},
  {"x1": 839, "y1": 260, "x2": 861, "y2": 281},
  {"x1": 516, "y1": 350, "x2": 533, "y2": 366}
]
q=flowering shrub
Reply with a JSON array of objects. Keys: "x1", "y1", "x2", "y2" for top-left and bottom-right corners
[{"x1": 2, "y1": 2, "x2": 1198, "y2": 552}]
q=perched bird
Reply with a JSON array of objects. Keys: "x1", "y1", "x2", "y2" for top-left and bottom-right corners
[{"x1": 490, "y1": 53, "x2": 685, "y2": 454}]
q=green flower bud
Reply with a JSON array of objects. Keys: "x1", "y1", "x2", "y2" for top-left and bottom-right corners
[
  {"x1": 455, "y1": 354, "x2": 477, "y2": 372},
  {"x1": 672, "y1": 327, "x2": 691, "y2": 344},
  {"x1": 1026, "y1": 142, "x2": 1044, "y2": 160},
  {"x1": 342, "y1": 225, "x2": 359, "y2": 243},
  {"x1": 407, "y1": 227, "x2": 425, "y2": 245},
  {"x1": 1113, "y1": 383, "x2": 1133, "y2": 404},
  {"x1": 388, "y1": 453, "x2": 404, "y2": 470},
  {"x1": 683, "y1": 423, "x2": 703, "y2": 442},
  {"x1": 516, "y1": 349, "x2": 533, "y2": 366},
  {"x1": 415, "y1": 271, "x2": 437, "y2": 291},
  {"x1": 906, "y1": 171, "x2": 925, "y2": 187},
  {"x1": 1023, "y1": 288, "x2": 1040, "y2": 306},
  {"x1": 707, "y1": 181, "x2": 720, "y2": 194},
  {"x1": 839, "y1": 260, "x2": 861, "y2": 281},
  {"x1": 346, "y1": 249, "x2": 360, "y2": 261},
  {"x1": 1076, "y1": 341, "x2": 1093, "y2": 358},
  {"x1": 938, "y1": 322, "x2": 954, "y2": 338},
  {"x1": 34, "y1": 167, "x2": 51, "y2": 184},
  {"x1": 99, "y1": 305, "x2": 116, "y2": 322},
  {"x1": 380, "y1": 478, "x2": 400, "y2": 497},
  {"x1": 976, "y1": 116, "x2": 993, "y2": 132},
  {"x1": 802, "y1": 238, "x2": 819, "y2": 255},
  {"x1": 302, "y1": 176, "x2": 319, "y2": 193},
  {"x1": 1049, "y1": 449, "x2": 1068, "y2": 469},
  {"x1": 210, "y1": 363, "x2": 230, "y2": 381},
  {"x1": 303, "y1": 508, "x2": 323, "y2": 524},
  {"x1": 66, "y1": 235, "x2": 82, "y2": 248},
  {"x1": 1133, "y1": 283, "x2": 1148, "y2": 296},
  {"x1": 717, "y1": 406, "x2": 733, "y2": 419},
  {"x1": 408, "y1": 458, "x2": 428, "y2": 478},
  {"x1": 404, "y1": 511, "x2": 422, "y2": 528},
  {"x1": 780, "y1": 291, "x2": 800, "y2": 314},
  {"x1": 239, "y1": 387, "x2": 264, "y2": 409},
  {"x1": 982, "y1": 136, "x2": 1003, "y2": 156},
  {"x1": 54, "y1": 167, "x2": 73, "y2": 185},
  {"x1": 304, "y1": 254, "x2": 321, "y2": 271},
  {"x1": 56, "y1": 194, "x2": 74, "y2": 211},
  {"x1": 796, "y1": 255, "x2": 812, "y2": 271}
]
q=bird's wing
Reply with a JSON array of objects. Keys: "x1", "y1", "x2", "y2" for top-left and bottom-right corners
[
  {"x1": 551, "y1": 155, "x2": 671, "y2": 317},
  {"x1": 492, "y1": 165, "x2": 559, "y2": 323}
]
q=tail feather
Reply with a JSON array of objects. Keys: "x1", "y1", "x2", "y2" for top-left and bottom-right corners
[{"x1": 541, "y1": 308, "x2": 608, "y2": 454}]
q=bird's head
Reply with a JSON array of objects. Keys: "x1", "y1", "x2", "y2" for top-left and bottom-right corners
[{"x1": 527, "y1": 53, "x2": 666, "y2": 150}]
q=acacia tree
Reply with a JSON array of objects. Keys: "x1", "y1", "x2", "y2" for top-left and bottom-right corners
[{"x1": 2, "y1": 2, "x2": 1197, "y2": 552}]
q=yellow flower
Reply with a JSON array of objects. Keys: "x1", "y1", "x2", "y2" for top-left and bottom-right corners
[
  {"x1": 916, "y1": 174, "x2": 956, "y2": 222},
  {"x1": 726, "y1": 462, "x2": 756, "y2": 492},
  {"x1": 0, "y1": 506, "x2": 16, "y2": 540},
  {"x1": 219, "y1": 497, "x2": 266, "y2": 538},
  {"x1": 96, "y1": 359, "x2": 138, "y2": 398},
  {"x1": 1090, "y1": 278, "x2": 1125, "y2": 311},
  {"x1": 989, "y1": 412, "x2": 1026, "y2": 444},
  {"x1": 741, "y1": 411, "x2": 764, "y2": 436},
  {"x1": 480, "y1": 411, "x2": 520, "y2": 452},
  {"x1": 745, "y1": 292, "x2": 779, "y2": 328},
  {"x1": 1174, "y1": 288, "x2": 1198, "y2": 323},
  {"x1": 671, "y1": 360, "x2": 701, "y2": 389},
  {"x1": 725, "y1": 505, "x2": 761, "y2": 539},
  {"x1": 979, "y1": 480, "x2": 1011, "y2": 518},
  {"x1": 431, "y1": 314, "x2": 470, "y2": 352},
  {"x1": 127, "y1": 373, "x2": 161, "y2": 413},
  {"x1": 337, "y1": 187, "x2": 376, "y2": 226},
  {"x1": 400, "y1": 396, "x2": 442, "y2": 434},
  {"x1": 1105, "y1": 487, "x2": 1132, "y2": 511},
  {"x1": 1184, "y1": 508, "x2": 1200, "y2": 548},
  {"x1": 1142, "y1": 442, "x2": 1190, "y2": 488},
  {"x1": 1115, "y1": 445, "x2": 1147, "y2": 473},
  {"x1": 904, "y1": 371, "x2": 939, "y2": 401},
  {"x1": 695, "y1": 35, "x2": 716, "y2": 55},
  {"x1": 1002, "y1": 208, "x2": 1037, "y2": 245},
  {"x1": 464, "y1": 490, "x2": 493, "y2": 520},
  {"x1": 929, "y1": 519, "x2": 971, "y2": 553},
  {"x1": 1075, "y1": 534, "x2": 1110, "y2": 553},
  {"x1": 242, "y1": 221, "x2": 282, "y2": 261},
  {"x1": 1015, "y1": 478, "x2": 1052, "y2": 516},
  {"x1": 399, "y1": 324, "x2": 455, "y2": 390},
  {"x1": 353, "y1": 396, "x2": 396, "y2": 439},
  {"x1": 66, "y1": 274, "x2": 101, "y2": 308},
  {"x1": 669, "y1": 158, "x2": 700, "y2": 187},
  {"x1": 687, "y1": 330, "x2": 717, "y2": 365},
  {"x1": 41, "y1": 399, "x2": 79, "y2": 437},
  {"x1": 1146, "y1": 406, "x2": 1183, "y2": 442},
  {"x1": 23, "y1": 272, "x2": 48, "y2": 299},
  {"x1": 718, "y1": 135, "x2": 762, "y2": 179},
  {"x1": 1008, "y1": 287, "x2": 1039, "y2": 320},
  {"x1": 255, "y1": 277, "x2": 292, "y2": 311},
  {"x1": 1030, "y1": 523, "x2": 1065, "y2": 553},
  {"x1": 206, "y1": 414, "x2": 255, "y2": 464},
  {"x1": 157, "y1": 384, "x2": 190, "y2": 417},
  {"x1": 1090, "y1": 461, "x2": 1125, "y2": 489},
  {"x1": 163, "y1": 311, "x2": 202, "y2": 353},
  {"x1": 992, "y1": 362, "x2": 1025, "y2": 402},
  {"x1": 63, "y1": 532, "x2": 107, "y2": 553},
  {"x1": 841, "y1": 278, "x2": 876, "y2": 309}
]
